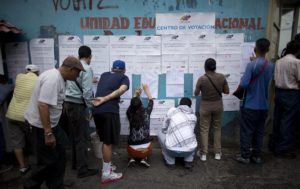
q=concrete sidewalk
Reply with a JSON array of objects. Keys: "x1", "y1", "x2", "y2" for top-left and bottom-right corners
[{"x1": 0, "y1": 146, "x2": 299, "y2": 189}]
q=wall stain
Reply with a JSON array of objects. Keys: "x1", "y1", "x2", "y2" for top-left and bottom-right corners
[{"x1": 168, "y1": 5, "x2": 174, "y2": 11}]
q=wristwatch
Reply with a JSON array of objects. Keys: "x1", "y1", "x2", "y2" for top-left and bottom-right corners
[{"x1": 45, "y1": 132, "x2": 53, "y2": 137}]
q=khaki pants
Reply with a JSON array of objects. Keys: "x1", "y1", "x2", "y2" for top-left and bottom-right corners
[{"x1": 199, "y1": 108, "x2": 223, "y2": 154}]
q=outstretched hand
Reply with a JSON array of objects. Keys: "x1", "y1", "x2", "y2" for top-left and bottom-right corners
[{"x1": 250, "y1": 53, "x2": 256, "y2": 61}]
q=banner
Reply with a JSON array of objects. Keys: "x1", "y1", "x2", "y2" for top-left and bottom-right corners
[{"x1": 156, "y1": 12, "x2": 215, "y2": 35}]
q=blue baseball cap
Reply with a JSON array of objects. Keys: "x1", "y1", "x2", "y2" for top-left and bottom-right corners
[{"x1": 112, "y1": 60, "x2": 126, "y2": 70}]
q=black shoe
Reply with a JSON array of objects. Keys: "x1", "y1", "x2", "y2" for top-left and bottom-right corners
[
  {"x1": 250, "y1": 156, "x2": 263, "y2": 164},
  {"x1": 274, "y1": 152, "x2": 296, "y2": 159},
  {"x1": 163, "y1": 159, "x2": 175, "y2": 169},
  {"x1": 140, "y1": 158, "x2": 150, "y2": 168},
  {"x1": 127, "y1": 158, "x2": 136, "y2": 167},
  {"x1": 165, "y1": 163, "x2": 175, "y2": 169},
  {"x1": 184, "y1": 161, "x2": 193, "y2": 169},
  {"x1": 234, "y1": 154, "x2": 250, "y2": 164},
  {"x1": 20, "y1": 165, "x2": 31, "y2": 176},
  {"x1": 77, "y1": 169, "x2": 98, "y2": 178},
  {"x1": 64, "y1": 179, "x2": 75, "y2": 187}
]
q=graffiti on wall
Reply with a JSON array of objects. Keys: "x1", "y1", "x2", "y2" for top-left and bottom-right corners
[{"x1": 52, "y1": 0, "x2": 118, "y2": 11}]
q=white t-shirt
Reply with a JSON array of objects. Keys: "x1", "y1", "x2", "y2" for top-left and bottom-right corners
[{"x1": 25, "y1": 69, "x2": 66, "y2": 128}]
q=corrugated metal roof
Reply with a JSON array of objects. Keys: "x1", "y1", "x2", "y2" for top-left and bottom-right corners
[{"x1": 0, "y1": 20, "x2": 22, "y2": 34}]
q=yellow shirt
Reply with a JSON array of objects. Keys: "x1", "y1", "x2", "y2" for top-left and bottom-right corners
[{"x1": 6, "y1": 72, "x2": 38, "y2": 122}]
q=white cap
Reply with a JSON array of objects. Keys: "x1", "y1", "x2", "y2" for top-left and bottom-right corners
[{"x1": 25, "y1": 64, "x2": 39, "y2": 73}]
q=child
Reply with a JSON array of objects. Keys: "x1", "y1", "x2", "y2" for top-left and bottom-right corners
[{"x1": 126, "y1": 84, "x2": 153, "y2": 167}]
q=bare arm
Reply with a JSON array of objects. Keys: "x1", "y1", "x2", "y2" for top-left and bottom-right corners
[
  {"x1": 194, "y1": 78, "x2": 201, "y2": 96},
  {"x1": 38, "y1": 102, "x2": 56, "y2": 147},
  {"x1": 142, "y1": 83, "x2": 153, "y2": 100},
  {"x1": 93, "y1": 84, "x2": 128, "y2": 106},
  {"x1": 223, "y1": 83, "x2": 230, "y2": 94}
]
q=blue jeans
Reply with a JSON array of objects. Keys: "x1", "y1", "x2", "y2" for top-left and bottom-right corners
[
  {"x1": 240, "y1": 108, "x2": 267, "y2": 158},
  {"x1": 272, "y1": 88, "x2": 300, "y2": 153},
  {"x1": 157, "y1": 130, "x2": 195, "y2": 165}
]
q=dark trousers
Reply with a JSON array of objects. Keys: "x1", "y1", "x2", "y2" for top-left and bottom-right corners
[
  {"x1": 240, "y1": 108, "x2": 267, "y2": 158},
  {"x1": 64, "y1": 102, "x2": 89, "y2": 173},
  {"x1": 272, "y1": 88, "x2": 300, "y2": 153},
  {"x1": 24, "y1": 126, "x2": 66, "y2": 189},
  {"x1": 0, "y1": 122, "x2": 4, "y2": 162}
]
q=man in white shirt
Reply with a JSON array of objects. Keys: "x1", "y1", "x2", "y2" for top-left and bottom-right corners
[
  {"x1": 158, "y1": 97, "x2": 197, "y2": 169},
  {"x1": 271, "y1": 40, "x2": 300, "y2": 159},
  {"x1": 24, "y1": 56, "x2": 85, "y2": 189}
]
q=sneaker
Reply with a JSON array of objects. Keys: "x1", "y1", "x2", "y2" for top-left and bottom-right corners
[
  {"x1": 77, "y1": 169, "x2": 98, "y2": 178},
  {"x1": 140, "y1": 158, "x2": 150, "y2": 168},
  {"x1": 163, "y1": 158, "x2": 175, "y2": 169},
  {"x1": 63, "y1": 178, "x2": 75, "y2": 187},
  {"x1": 165, "y1": 163, "x2": 175, "y2": 169},
  {"x1": 196, "y1": 151, "x2": 207, "y2": 161},
  {"x1": 215, "y1": 153, "x2": 222, "y2": 160},
  {"x1": 110, "y1": 163, "x2": 117, "y2": 171},
  {"x1": 250, "y1": 156, "x2": 263, "y2": 164},
  {"x1": 234, "y1": 154, "x2": 250, "y2": 164},
  {"x1": 127, "y1": 158, "x2": 136, "y2": 167},
  {"x1": 19, "y1": 165, "x2": 31, "y2": 176},
  {"x1": 184, "y1": 161, "x2": 193, "y2": 169},
  {"x1": 200, "y1": 154, "x2": 207, "y2": 161},
  {"x1": 101, "y1": 171, "x2": 123, "y2": 184}
]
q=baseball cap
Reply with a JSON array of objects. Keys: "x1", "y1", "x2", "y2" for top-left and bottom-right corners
[
  {"x1": 112, "y1": 60, "x2": 125, "y2": 70},
  {"x1": 62, "y1": 56, "x2": 85, "y2": 72},
  {"x1": 25, "y1": 64, "x2": 39, "y2": 72}
]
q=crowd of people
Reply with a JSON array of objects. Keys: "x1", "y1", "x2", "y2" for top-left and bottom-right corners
[{"x1": 0, "y1": 36, "x2": 299, "y2": 187}]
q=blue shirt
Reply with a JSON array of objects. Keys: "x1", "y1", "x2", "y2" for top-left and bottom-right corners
[
  {"x1": 93, "y1": 71, "x2": 129, "y2": 114},
  {"x1": 240, "y1": 57, "x2": 274, "y2": 110}
]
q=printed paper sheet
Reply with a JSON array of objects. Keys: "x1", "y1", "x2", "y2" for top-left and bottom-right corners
[
  {"x1": 5, "y1": 42, "x2": 29, "y2": 81},
  {"x1": 30, "y1": 38, "x2": 55, "y2": 73},
  {"x1": 58, "y1": 35, "x2": 82, "y2": 66}
]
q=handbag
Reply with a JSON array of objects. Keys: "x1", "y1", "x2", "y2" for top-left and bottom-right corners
[
  {"x1": 232, "y1": 85, "x2": 245, "y2": 100},
  {"x1": 233, "y1": 60, "x2": 269, "y2": 100}
]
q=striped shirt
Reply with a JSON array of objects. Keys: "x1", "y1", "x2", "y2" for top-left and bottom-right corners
[{"x1": 6, "y1": 72, "x2": 38, "y2": 122}]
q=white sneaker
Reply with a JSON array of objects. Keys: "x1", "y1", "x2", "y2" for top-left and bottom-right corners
[
  {"x1": 110, "y1": 163, "x2": 117, "y2": 171},
  {"x1": 200, "y1": 154, "x2": 207, "y2": 161},
  {"x1": 101, "y1": 171, "x2": 123, "y2": 184},
  {"x1": 215, "y1": 153, "x2": 222, "y2": 160}
]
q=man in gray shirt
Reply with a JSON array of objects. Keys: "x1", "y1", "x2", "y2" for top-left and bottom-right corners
[
  {"x1": 64, "y1": 46, "x2": 97, "y2": 178},
  {"x1": 24, "y1": 57, "x2": 85, "y2": 189}
]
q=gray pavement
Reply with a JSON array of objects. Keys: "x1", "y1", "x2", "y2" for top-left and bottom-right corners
[{"x1": 0, "y1": 146, "x2": 300, "y2": 189}]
